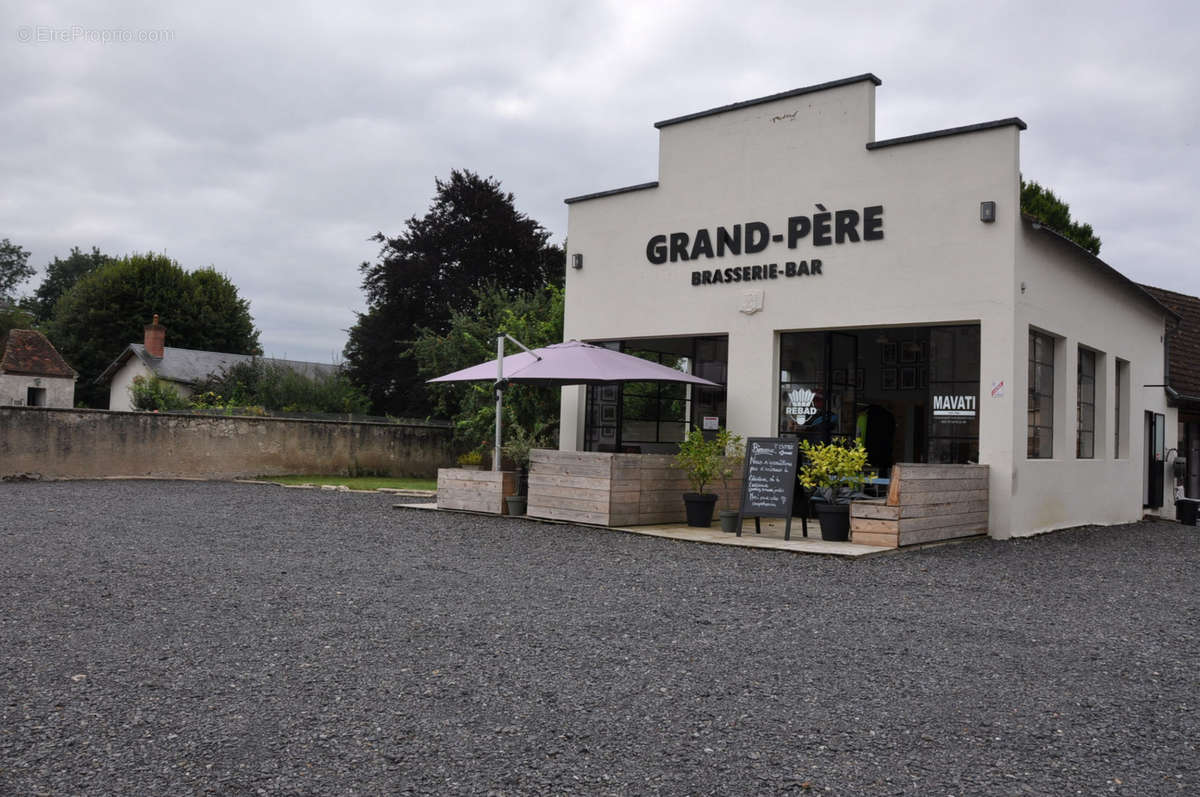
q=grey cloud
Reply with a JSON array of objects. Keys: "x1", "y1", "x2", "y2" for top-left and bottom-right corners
[{"x1": 4, "y1": 0, "x2": 1197, "y2": 360}]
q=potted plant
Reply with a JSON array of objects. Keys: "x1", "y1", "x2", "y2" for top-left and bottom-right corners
[
  {"x1": 797, "y1": 438, "x2": 869, "y2": 542},
  {"x1": 456, "y1": 450, "x2": 484, "y2": 470},
  {"x1": 716, "y1": 428, "x2": 745, "y2": 533},
  {"x1": 673, "y1": 426, "x2": 724, "y2": 527},
  {"x1": 501, "y1": 423, "x2": 550, "y2": 516}
]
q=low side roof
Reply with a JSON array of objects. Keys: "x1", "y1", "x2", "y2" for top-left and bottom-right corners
[
  {"x1": 1022, "y1": 214, "x2": 1178, "y2": 324},
  {"x1": 96, "y1": 344, "x2": 340, "y2": 386},
  {"x1": 1140, "y1": 284, "x2": 1200, "y2": 402},
  {"x1": 0, "y1": 329, "x2": 77, "y2": 378}
]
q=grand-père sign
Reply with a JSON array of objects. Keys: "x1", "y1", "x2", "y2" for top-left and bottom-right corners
[{"x1": 644, "y1": 203, "x2": 884, "y2": 286}]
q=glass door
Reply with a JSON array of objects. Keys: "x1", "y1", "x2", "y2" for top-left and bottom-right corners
[{"x1": 778, "y1": 331, "x2": 857, "y2": 444}]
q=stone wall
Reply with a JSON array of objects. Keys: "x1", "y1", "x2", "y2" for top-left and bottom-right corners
[{"x1": 0, "y1": 406, "x2": 454, "y2": 479}]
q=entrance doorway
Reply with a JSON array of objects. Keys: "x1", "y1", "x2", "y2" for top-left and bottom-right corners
[{"x1": 778, "y1": 325, "x2": 981, "y2": 474}]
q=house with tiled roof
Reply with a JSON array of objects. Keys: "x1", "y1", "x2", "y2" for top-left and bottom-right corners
[
  {"x1": 0, "y1": 329, "x2": 78, "y2": 408},
  {"x1": 97, "y1": 315, "x2": 339, "y2": 411},
  {"x1": 1141, "y1": 284, "x2": 1200, "y2": 498}
]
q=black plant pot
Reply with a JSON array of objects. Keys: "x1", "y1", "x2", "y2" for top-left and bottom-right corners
[
  {"x1": 814, "y1": 502, "x2": 851, "y2": 542},
  {"x1": 683, "y1": 493, "x2": 719, "y2": 528},
  {"x1": 718, "y1": 509, "x2": 741, "y2": 534}
]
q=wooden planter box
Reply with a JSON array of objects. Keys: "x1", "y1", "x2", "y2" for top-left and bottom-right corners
[
  {"x1": 526, "y1": 449, "x2": 741, "y2": 526},
  {"x1": 436, "y1": 468, "x2": 519, "y2": 515},
  {"x1": 850, "y1": 463, "x2": 989, "y2": 548}
]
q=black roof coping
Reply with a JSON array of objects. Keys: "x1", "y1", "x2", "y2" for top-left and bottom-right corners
[
  {"x1": 653, "y1": 73, "x2": 882, "y2": 130},
  {"x1": 564, "y1": 181, "x2": 659, "y2": 205},
  {"x1": 866, "y1": 117, "x2": 1027, "y2": 150}
]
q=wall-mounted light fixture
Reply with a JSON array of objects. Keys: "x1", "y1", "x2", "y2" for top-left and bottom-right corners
[
  {"x1": 980, "y1": 201, "x2": 996, "y2": 223},
  {"x1": 572, "y1": 253, "x2": 583, "y2": 269}
]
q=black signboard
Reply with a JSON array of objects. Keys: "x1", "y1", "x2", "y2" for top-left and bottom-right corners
[{"x1": 736, "y1": 437, "x2": 802, "y2": 540}]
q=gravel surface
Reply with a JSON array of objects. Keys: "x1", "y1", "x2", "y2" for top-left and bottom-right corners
[{"x1": 1, "y1": 480, "x2": 1197, "y2": 795}]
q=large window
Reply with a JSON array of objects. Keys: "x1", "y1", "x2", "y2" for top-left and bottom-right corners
[
  {"x1": 778, "y1": 325, "x2": 980, "y2": 470},
  {"x1": 583, "y1": 336, "x2": 727, "y2": 453},
  {"x1": 1028, "y1": 330, "x2": 1055, "y2": 458},
  {"x1": 928, "y1": 326, "x2": 981, "y2": 464},
  {"x1": 620, "y1": 350, "x2": 692, "y2": 445},
  {"x1": 1115, "y1": 359, "x2": 1128, "y2": 458},
  {"x1": 1077, "y1": 348, "x2": 1096, "y2": 458}
]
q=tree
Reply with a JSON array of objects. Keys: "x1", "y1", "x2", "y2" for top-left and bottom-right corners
[
  {"x1": 24, "y1": 246, "x2": 114, "y2": 323},
  {"x1": 0, "y1": 238, "x2": 34, "y2": 300},
  {"x1": 345, "y1": 170, "x2": 564, "y2": 416},
  {"x1": 47, "y1": 252, "x2": 260, "y2": 407},
  {"x1": 1021, "y1": 179, "x2": 1101, "y2": 255},
  {"x1": 0, "y1": 302, "x2": 36, "y2": 339},
  {"x1": 411, "y1": 282, "x2": 563, "y2": 447}
]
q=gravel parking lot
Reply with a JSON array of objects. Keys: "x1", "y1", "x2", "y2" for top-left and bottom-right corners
[{"x1": 1, "y1": 480, "x2": 1197, "y2": 795}]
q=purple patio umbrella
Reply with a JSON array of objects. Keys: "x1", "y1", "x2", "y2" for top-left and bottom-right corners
[{"x1": 429, "y1": 337, "x2": 719, "y2": 469}]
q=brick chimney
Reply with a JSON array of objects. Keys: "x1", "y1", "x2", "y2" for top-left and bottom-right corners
[{"x1": 144, "y1": 314, "x2": 165, "y2": 358}]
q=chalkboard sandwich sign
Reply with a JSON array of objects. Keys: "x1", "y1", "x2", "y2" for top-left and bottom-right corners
[{"x1": 736, "y1": 437, "x2": 804, "y2": 540}]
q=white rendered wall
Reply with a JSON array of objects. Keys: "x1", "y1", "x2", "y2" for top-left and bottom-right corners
[
  {"x1": 562, "y1": 80, "x2": 1021, "y2": 535},
  {"x1": 108, "y1": 360, "x2": 152, "y2": 411},
  {"x1": 108, "y1": 360, "x2": 194, "y2": 411},
  {"x1": 0, "y1": 374, "x2": 76, "y2": 408},
  {"x1": 561, "y1": 78, "x2": 1170, "y2": 537},
  {"x1": 1008, "y1": 227, "x2": 1173, "y2": 536}
]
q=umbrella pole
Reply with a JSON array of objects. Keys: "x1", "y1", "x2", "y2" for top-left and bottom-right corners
[{"x1": 494, "y1": 335, "x2": 503, "y2": 472}]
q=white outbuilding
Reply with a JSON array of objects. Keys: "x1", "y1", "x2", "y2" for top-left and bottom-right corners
[{"x1": 557, "y1": 74, "x2": 1179, "y2": 539}]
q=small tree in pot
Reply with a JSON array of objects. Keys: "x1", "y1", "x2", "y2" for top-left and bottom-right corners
[
  {"x1": 501, "y1": 422, "x2": 551, "y2": 516},
  {"x1": 797, "y1": 439, "x2": 869, "y2": 541},
  {"x1": 674, "y1": 426, "x2": 725, "y2": 527}
]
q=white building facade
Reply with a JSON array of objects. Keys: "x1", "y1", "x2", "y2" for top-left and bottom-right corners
[{"x1": 559, "y1": 74, "x2": 1176, "y2": 539}]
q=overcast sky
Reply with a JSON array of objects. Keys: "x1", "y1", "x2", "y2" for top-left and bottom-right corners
[{"x1": 4, "y1": 1, "x2": 1197, "y2": 362}]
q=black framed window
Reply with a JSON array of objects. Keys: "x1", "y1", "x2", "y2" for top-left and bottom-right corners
[
  {"x1": 620, "y1": 349, "x2": 692, "y2": 445},
  {"x1": 928, "y1": 326, "x2": 981, "y2": 464},
  {"x1": 1077, "y1": 348, "x2": 1095, "y2": 458},
  {"x1": 582, "y1": 337, "x2": 727, "y2": 452},
  {"x1": 1115, "y1": 359, "x2": 1127, "y2": 458},
  {"x1": 1028, "y1": 330, "x2": 1055, "y2": 458}
]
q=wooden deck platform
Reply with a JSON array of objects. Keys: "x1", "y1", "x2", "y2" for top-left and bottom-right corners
[{"x1": 396, "y1": 502, "x2": 892, "y2": 558}]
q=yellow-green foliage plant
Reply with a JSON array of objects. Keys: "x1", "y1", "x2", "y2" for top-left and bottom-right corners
[
  {"x1": 456, "y1": 449, "x2": 484, "y2": 467},
  {"x1": 798, "y1": 439, "x2": 869, "y2": 504}
]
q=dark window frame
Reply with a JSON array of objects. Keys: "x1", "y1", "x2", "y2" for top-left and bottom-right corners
[
  {"x1": 1028, "y1": 330, "x2": 1055, "y2": 459},
  {"x1": 1077, "y1": 347, "x2": 1096, "y2": 459}
]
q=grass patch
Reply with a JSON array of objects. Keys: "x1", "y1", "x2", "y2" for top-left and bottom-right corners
[{"x1": 262, "y1": 475, "x2": 437, "y2": 491}]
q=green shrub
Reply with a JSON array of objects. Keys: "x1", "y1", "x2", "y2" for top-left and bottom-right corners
[
  {"x1": 501, "y1": 422, "x2": 553, "y2": 471},
  {"x1": 193, "y1": 359, "x2": 370, "y2": 414},
  {"x1": 129, "y1": 375, "x2": 190, "y2": 411}
]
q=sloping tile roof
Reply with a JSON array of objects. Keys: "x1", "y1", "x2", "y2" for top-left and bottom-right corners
[
  {"x1": 96, "y1": 343, "x2": 340, "y2": 386},
  {"x1": 1141, "y1": 284, "x2": 1200, "y2": 401},
  {"x1": 0, "y1": 329, "x2": 77, "y2": 378}
]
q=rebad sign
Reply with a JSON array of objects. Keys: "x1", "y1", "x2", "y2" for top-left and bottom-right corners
[{"x1": 644, "y1": 203, "x2": 884, "y2": 287}]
